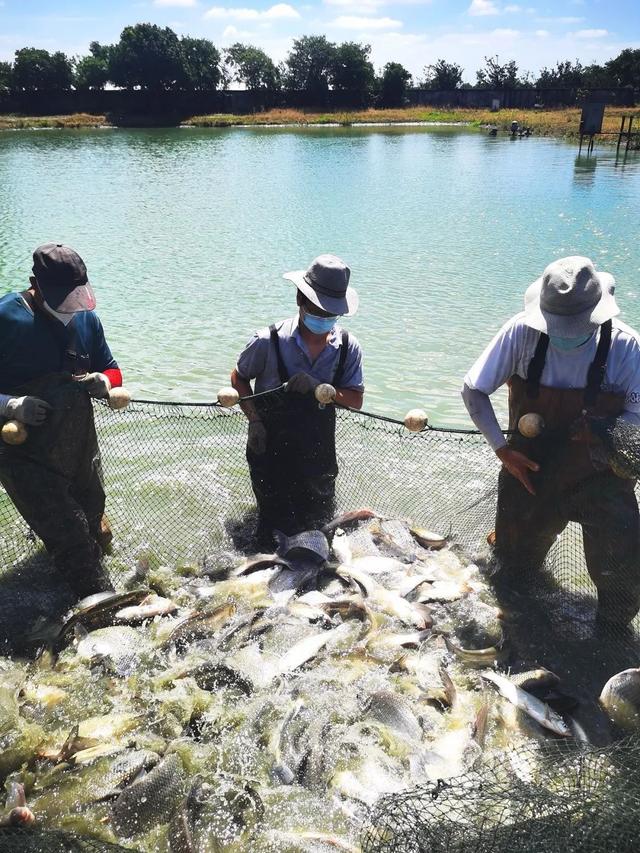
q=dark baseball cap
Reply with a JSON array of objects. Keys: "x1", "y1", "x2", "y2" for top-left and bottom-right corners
[{"x1": 32, "y1": 243, "x2": 96, "y2": 313}]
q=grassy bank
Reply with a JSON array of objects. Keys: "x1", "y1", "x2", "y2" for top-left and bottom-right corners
[{"x1": 1, "y1": 106, "x2": 639, "y2": 139}]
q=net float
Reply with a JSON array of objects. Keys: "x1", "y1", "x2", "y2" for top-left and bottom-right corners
[
  {"x1": 404, "y1": 409, "x2": 428, "y2": 433},
  {"x1": 108, "y1": 387, "x2": 132, "y2": 411},
  {"x1": 518, "y1": 413, "x2": 545, "y2": 438},
  {"x1": 315, "y1": 383, "x2": 336, "y2": 405},
  {"x1": 1, "y1": 420, "x2": 28, "y2": 445},
  {"x1": 217, "y1": 387, "x2": 240, "y2": 408}
]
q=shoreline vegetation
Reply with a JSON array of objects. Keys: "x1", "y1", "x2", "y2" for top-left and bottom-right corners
[{"x1": 1, "y1": 106, "x2": 639, "y2": 140}]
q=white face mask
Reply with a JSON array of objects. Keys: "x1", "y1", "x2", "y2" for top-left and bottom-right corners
[{"x1": 43, "y1": 300, "x2": 76, "y2": 327}]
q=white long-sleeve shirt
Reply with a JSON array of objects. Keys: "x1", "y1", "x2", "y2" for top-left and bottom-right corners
[{"x1": 462, "y1": 313, "x2": 640, "y2": 451}]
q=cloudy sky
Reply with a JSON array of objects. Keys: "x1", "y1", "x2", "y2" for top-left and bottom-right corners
[{"x1": 0, "y1": 0, "x2": 638, "y2": 79}]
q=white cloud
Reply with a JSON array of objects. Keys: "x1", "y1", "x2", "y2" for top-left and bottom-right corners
[
  {"x1": 331, "y1": 14, "x2": 402, "y2": 29},
  {"x1": 468, "y1": 0, "x2": 499, "y2": 15},
  {"x1": 504, "y1": 4, "x2": 521, "y2": 11},
  {"x1": 154, "y1": 0, "x2": 198, "y2": 7},
  {"x1": 535, "y1": 29, "x2": 548, "y2": 37},
  {"x1": 491, "y1": 27, "x2": 519, "y2": 37},
  {"x1": 573, "y1": 28, "x2": 608, "y2": 39},
  {"x1": 535, "y1": 16, "x2": 583, "y2": 24},
  {"x1": 324, "y1": 0, "x2": 384, "y2": 12},
  {"x1": 204, "y1": 2, "x2": 300, "y2": 19}
]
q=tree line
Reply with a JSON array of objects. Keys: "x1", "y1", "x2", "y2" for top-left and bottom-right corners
[{"x1": 0, "y1": 23, "x2": 638, "y2": 109}]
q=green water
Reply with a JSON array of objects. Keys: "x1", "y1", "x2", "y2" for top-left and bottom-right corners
[{"x1": 1, "y1": 125, "x2": 639, "y2": 426}]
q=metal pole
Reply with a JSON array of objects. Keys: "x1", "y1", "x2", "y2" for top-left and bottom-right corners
[
  {"x1": 625, "y1": 116, "x2": 634, "y2": 155},
  {"x1": 616, "y1": 115, "x2": 626, "y2": 156}
]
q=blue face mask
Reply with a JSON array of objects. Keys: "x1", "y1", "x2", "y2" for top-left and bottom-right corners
[
  {"x1": 301, "y1": 310, "x2": 339, "y2": 335},
  {"x1": 549, "y1": 333, "x2": 593, "y2": 351}
]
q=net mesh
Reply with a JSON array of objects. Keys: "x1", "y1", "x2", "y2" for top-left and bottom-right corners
[
  {"x1": 0, "y1": 827, "x2": 134, "y2": 852},
  {"x1": 1, "y1": 399, "x2": 640, "y2": 853}
]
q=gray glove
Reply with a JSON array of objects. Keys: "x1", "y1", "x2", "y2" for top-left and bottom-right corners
[
  {"x1": 247, "y1": 420, "x2": 267, "y2": 455},
  {"x1": 75, "y1": 372, "x2": 112, "y2": 399},
  {"x1": 286, "y1": 372, "x2": 320, "y2": 395},
  {"x1": 3, "y1": 396, "x2": 52, "y2": 426}
]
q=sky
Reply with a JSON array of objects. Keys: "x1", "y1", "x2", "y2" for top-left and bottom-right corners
[{"x1": 0, "y1": 0, "x2": 638, "y2": 80}]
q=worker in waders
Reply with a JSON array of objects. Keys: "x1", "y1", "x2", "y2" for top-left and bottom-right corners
[
  {"x1": 0, "y1": 243, "x2": 123, "y2": 600},
  {"x1": 462, "y1": 256, "x2": 640, "y2": 628},
  {"x1": 231, "y1": 255, "x2": 364, "y2": 549}
]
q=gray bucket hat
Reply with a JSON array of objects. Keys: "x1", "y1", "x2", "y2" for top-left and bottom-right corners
[
  {"x1": 523, "y1": 256, "x2": 618, "y2": 337},
  {"x1": 283, "y1": 254, "x2": 359, "y2": 317}
]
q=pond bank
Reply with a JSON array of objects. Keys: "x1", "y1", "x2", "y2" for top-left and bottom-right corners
[{"x1": 1, "y1": 106, "x2": 639, "y2": 140}]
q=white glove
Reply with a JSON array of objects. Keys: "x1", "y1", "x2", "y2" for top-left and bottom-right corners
[
  {"x1": 1, "y1": 395, "x2": 52, "y2": 426},
  {"x1": 75, "y1": 372, "x2": 112, "y2": 399}
]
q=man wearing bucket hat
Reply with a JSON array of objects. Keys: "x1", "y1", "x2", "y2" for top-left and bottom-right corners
[
  {"x1": 231, "y1": 254, "x2": 364, "y2": 548},
  {"x1": 462, "y1": 256, "x2": 640, "y2": 627},
  {"x1": 0, "y1": 243, "x2": 123, "y2": 600}
]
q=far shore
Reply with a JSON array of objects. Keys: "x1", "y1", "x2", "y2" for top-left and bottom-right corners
[{"x1": 1, "y1": 106, "x2": 639, "y2": 142}]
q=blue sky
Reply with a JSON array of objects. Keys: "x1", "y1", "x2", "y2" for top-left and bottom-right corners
[{"x1": 0, "y1": 0, "x2": 638, "y2": 79}]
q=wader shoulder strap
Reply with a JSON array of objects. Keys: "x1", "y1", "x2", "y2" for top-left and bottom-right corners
[
  {"x1": 584, "y1": 320, "x2": 612, "y2": 408},
  {"x1": 526, "y1": 333, "x2": 549, "y2": 399},
  {"x1": 333, "y1": 331, "x2": 349, "y2": 387},
  {"x1": 269, "y1": 324, "x2": 289, "y2": 384}
]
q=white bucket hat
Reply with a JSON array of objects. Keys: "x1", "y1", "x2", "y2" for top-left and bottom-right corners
[
  {"x1": 283, "y1": 254, "x2": 359, "y2": 317},
  {"x1": 524, "y1": 256, "x2": 618, "y2": 337}
]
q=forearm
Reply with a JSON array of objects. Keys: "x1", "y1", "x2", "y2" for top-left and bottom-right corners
[
  {"x1": 461, "y1": 383, "x2": 507, "y2": 452},
  {"x1": 0, "y1": 394, "x2": 11, "y2": 417},
  {"x1": 336, "y1": 388, "x2": 363, "y2": 410},
  {"x1": 230, "y1": 369, "x2": 260, "y2": 422},
  {"x1": 103, "y1": 368, "x2": 122, "y2": 388}
]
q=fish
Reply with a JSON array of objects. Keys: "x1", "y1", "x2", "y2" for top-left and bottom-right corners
[
  {"x1": 599, "y1": 668, "x2": 640, "y2": 729},
  {"x1": 443, "y1": 635, "x2": 505, "y2": 666},
  {"x1": 55, "y1": 589, "x2": 151, "y2": 649},
  {"x1": 337, "y1": 566, "x2": 432, "y2": 629},
  {"x1": 321, "y1": 508, "x2": 379, "y2": 535},
  {"x1": 481, "y1": 671, "x2": 571, "y2": 737},
  {"x1": 368, "y1": 519, "x2": 418, "y2": 563},
  {"x1": 275, "y1": 529, "x2": 330, "y2": 564},
  {"x1": 165, "y1": 601, "x2": 237, "y2": 649},
  {"x1": 75, "y1": 625, "x2": 153, "y2": 677},
  {"x1": 278, "y1": 629, "x2": 337, "y2": 676},
  {"x1": 409, "y1": 527, "x2": 448, "y2": 550},
  {"x1": 509, "y1": 668, "x2": 560, "y2": 693},
  {"x1": 364, "y1": 690, "x2": 423, "y2": 742},
  {"x1": 112, "y1": 753, "x2": 186, "y2": 836},
  {"x1": 584, "y1": 416, "x2": 640, "y2": 480},
  {"x1": 115, "y1": 594, "x2": 178, "y2": 623}
]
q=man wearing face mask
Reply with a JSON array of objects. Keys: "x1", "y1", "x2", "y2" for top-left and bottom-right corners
[
  {"x1": 231, "y1": 254, "x2": 364, "y2": 549},
  {"x1": 462, "y1": 256, "x2": 640, "y2": 628},
  {"x1": 0, "y1": 243, "x2": 123, "y2": 600}
]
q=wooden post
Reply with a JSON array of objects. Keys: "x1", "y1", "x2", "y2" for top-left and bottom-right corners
[
  {"x1": 616, "y1": 115, "x2": 626, "y2": 156},
  {"x1": 625, "y1": 116, "x2": 634, "y2": 155}
]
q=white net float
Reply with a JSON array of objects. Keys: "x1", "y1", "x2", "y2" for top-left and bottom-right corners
[
  {"x1": 315, "y1": 383, "x2": 337, "y2": 405},
  {"x1": 108, "y1": 387, "x2": 132, "y2": 411},
  {"x1": 1, "y1": 420, "x2": 28, "y2": 445},
  {"x1": 404, "y1": 409, "x2": 428, "y2": 432},
  {"x1": 217, "y1": 387, "x2": 240, "y2": 408},
  {"x1": 518, "y1": 413, "x2": 545, "y2": 438}
]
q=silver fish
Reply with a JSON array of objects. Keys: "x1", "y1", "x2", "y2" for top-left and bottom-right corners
[
  {"x1": 481, "y1": 671, "x2": 570, "y2": 737},
  {"x1": 112, "y1": 753, "x2": 185, "y2": 836}
]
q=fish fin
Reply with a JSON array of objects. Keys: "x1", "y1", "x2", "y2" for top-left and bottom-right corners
[
  {"x1": 389, "y1": 654, "x2": 408, "y2": 673},
  {"x1": 274, "y1": 530, "x2": 289, "y2": 555},
  {"x1": 413, "y1": 604, "x2": 433, "y2": 630},
  {"x1": 439, "y1": 665, "x2": 457, "y2": 708},
  {"x1": 472, "y1": 701, "x2": 490, "y2": 748}
]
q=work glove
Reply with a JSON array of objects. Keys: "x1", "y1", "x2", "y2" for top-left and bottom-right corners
[
  {"x1": 286, "y1": 372, "x2": 320, "y2": 395},
  {"x1": 75, "y1": 372, "x2": 112, "y2": 399},
  {"x1": 247, "y1": 420, "x2": 268, "y2": 455},
  {"x1": 2, "y1": 396, "x2": 52, "y2": 426}
]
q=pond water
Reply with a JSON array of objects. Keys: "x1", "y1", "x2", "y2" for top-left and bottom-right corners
[{"x1": 1, "y1": 125, "x2": 639, "y2": 426}]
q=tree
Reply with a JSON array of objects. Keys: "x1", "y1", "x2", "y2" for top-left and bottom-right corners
[
  {"x1": 11, "y1": 48, "x2": 74, "y2": 93},
  {"x1": 606, "y1": 48, "x2": 640, "y2": 89},
  {"x1": 331, "y1": 41, "x2": 375, "y2": 107},
  {"x1": 179, "y1": 36, "x2": 221, "y2": 91},
  {"x1": 75, "y1": 43, "x2": 112, "y2": 91},
  {"x1": 0, "y1": 61, "x2": 11, "y2": 94},
  {"x1": 109, "y1": 23, "x2": 183, "y2": 90},
  {"x1": 536, "y1": 60, "x2": 584, "y2": 88},
  {"x1": 421, "y1": 59, "x2": 464, "y2": 90},
  {"x1": 581, "y1": 62, "x2": 615, "y2": 89},
  {"x1": 224, "y1": 43, "x2": 280, "y2": 93},
  {"x1": 284, "y1": 35, "x2": 336, "y2": 106},
  {"x1": 475, "y1": 55, "x2": 521, "y2": 89},
  {"x1": 377, "y1": 62, "x2": 412, "y2": 107}
]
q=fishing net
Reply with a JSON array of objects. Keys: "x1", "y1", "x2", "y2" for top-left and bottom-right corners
[
  {"x1": 1, "y1": 396, "x2": 640, "y2": 853},
  {"x1": 362, "y1": 736, "x2": 640, "y2": 853},
  {"x1": 0, "y1": 827, "x2": 134, "y2": 852}
]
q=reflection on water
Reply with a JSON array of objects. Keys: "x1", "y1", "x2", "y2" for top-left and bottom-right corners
[{"x1": 0, "y1": 127, "x2": 639, "y2": 425}]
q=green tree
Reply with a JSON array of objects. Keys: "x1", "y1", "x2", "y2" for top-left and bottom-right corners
[
  {"x1": 606, "y1": 48, "x2": 640, "y2": 89},
  {"x1": 284, "y1": 35, "x2": 336, "y2": 105},
  {"x1": 109, "y1": 23, "x2": 183, "y2": 90},
  {"x1": 75, "y1": 43, "x2": 112, "y2": 91},
  {"x1": 179, "y1": 36, "x2": 221, "y2": 91},
  {"x1": 421, "y1": 59, "x2": 464, "y2": 90},
  {"x1": 224, "y1": 43, "x2": 280, "y2": 93},
  {"x1": 377, "y1": 62, "x2": 412, "y2": 107},
  {"x1": 581, "y1": 62, "x2": 615, "y2": 89},
  {"x1": 331, "y1": 41, "x2": 375, "y2": 107},
  {"x1": 476, "y1": 55, "x2": 522, "y2": 89},
  {"x1": 0, "y1": 61, "x2": 12, "y2": 94},
  {"x1": 536, "y1": 60, "x2": 584, "y2": 88},
  {"x1": 12, "y1": 48, "x2": 74, "y2": 93}
]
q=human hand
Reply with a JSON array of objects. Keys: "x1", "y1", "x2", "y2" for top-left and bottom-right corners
[
  {"x1": 74, "y1": 372, "x2": 112, "y2": 399},
  {"x1": 286, "y1": 372, "x2": 320, "y2": 395},
  {"x1": 248, "y1": 420, "x2": 268, "y2": 455},
  {"x1": 496, "y1": 446, "x2": 540, "y2": 495},
  {"x1": 4, "y1": 396, "x2": 52, "y2": 426}
]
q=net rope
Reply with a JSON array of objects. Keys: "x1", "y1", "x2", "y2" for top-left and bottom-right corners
[{"x1": 1, "y1": 396, "x2": 640, "y2": 853}]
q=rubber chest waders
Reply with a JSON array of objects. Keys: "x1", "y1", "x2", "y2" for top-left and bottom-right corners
[
  {"x1": 247, "y1": 325, "x2": 349, "y2": 542},
  {"x1": 494, "y1": 320, "x2": 640, "y2": 624}
]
